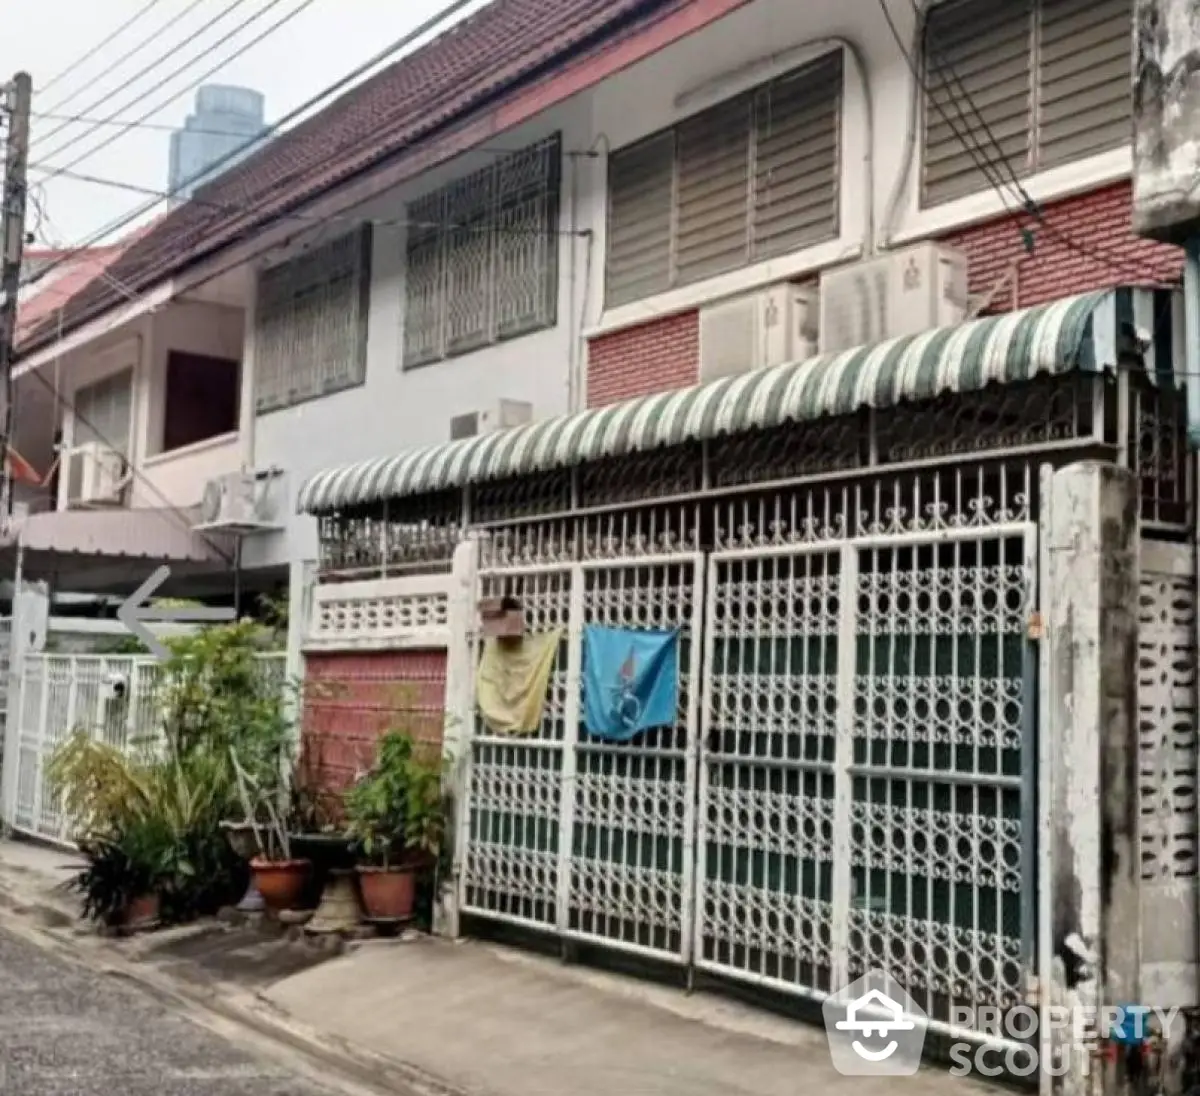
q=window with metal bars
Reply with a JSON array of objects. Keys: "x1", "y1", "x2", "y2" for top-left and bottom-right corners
[
  {"x1": 402, "y1": 135, "x2": 562, "y2": 368},
  {"x1": 921, "y1": 0, "x2": 1131, "y2": 207},
  {"x1": 253, "y1": 226, "x2": 373, "y2": 414},
  {"x1": 605, "y1": 51, "x2": 843, "y2": 309}
]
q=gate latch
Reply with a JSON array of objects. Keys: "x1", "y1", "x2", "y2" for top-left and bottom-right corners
[{"x1": 1027, "y1": 611, "x2": 1045, "y2": 641}]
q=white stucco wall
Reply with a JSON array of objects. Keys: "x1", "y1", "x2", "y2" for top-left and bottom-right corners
[
  {"x1": 234, "y1": 0, "x2": 1135, "y2": 571},
  {"x1": 242, "y1": 96, "x2": 595, "y2": 567}
]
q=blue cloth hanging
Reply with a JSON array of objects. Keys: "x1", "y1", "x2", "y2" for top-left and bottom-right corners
[{"x1": 582, "y1": 626, "x2": 679, "y2": 741}]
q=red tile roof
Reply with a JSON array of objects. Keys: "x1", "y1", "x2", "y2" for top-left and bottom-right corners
[
  {"x1": 18, "y1": 0, "x2": 699, "y2": 355},
  {"x1": 17, "y1": 220, "x2": 160, "y2": 341}
]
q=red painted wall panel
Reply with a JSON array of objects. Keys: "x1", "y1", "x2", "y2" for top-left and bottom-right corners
[{"x1": 301, "y1": 650, "x2": 447, "y2": 798}]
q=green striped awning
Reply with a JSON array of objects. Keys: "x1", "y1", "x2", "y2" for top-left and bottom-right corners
[{"x1": 297, "y1": 287, "x2": 1167, "y2": 515}]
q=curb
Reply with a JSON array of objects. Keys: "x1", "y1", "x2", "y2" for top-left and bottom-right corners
[{"x1": 0, "y1": 872, "x2": 478, "y2": 1096}]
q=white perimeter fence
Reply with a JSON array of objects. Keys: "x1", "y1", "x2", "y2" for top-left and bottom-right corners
[{"x1": 1, "y1": 650, "x2": 286, "y2": 846}]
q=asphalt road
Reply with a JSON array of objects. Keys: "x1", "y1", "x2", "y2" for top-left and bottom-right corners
[{"x1": 0, "y1": 924, "x2": 339, "y2": 1096}]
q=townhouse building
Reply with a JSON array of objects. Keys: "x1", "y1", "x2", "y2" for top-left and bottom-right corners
[
  {"x1": 8, "y1": 0, "x2": 1197, "y2": 1072},
  {"x1": 11, "y1": 0, "x2": 1176, "y2": 597}
]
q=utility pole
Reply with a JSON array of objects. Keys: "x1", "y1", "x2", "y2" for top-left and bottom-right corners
[{"x1": 0, "y1": 72, "x2": 31, "y2": 518}]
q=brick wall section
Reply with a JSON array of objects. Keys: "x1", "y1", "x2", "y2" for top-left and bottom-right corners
[
  {"x1": 942, "y1": 181, "x2": 1183, "y2": 312},
  {"x1": 586, "y1": 310, "x2": 699, "y2": 408},
  {"x1": 584, "y1": 182, "x2": 1184, "y2": 406},
  {"x1": 301, "y1": 650, "x2": 447, "y2": 802}
]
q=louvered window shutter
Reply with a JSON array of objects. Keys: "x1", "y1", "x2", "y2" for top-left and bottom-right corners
[
  {"x1": 1036, "y1": 0, "x2": 1131, "y2": 169},
  {"x1": 922, "y1": 0, "x2": 1033, "y2": 206},
  {"x1": 753, "y1": 51, "x2": 842, "y2": 260},
  {"x1": 605, "y1": 49, "x2": 843, "y2": 307},
  {"x1": 606, "y1": 133, "x2": 675, "y2": 307},
  {"x1": 675, "y1": 95, "x2": 752, "y2": 285}
]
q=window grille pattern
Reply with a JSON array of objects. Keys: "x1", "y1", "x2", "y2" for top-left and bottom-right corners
[
  {"x1": 606, "y1": 51, "x2": 842, "y2": 307},
  {"x1": 403, "y1": 135, "x2": 561, "y2": 367},
  {"x1": 254, "y1": 226, "x2": 372, "y2": 413},
  {"x1": 922, "y1": 0, "x2": 1131, "y2": 206}
]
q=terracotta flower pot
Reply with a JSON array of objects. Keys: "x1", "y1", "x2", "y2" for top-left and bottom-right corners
[
  {"x1": 250, "y1": 857, "x2": 311, "y2": 913},
  {"x1": 121, "y1": 892, "x2": 160, "y2": 932},
  {"x1": 356, "y1": 864, "x2": 417, "y2": 921}
]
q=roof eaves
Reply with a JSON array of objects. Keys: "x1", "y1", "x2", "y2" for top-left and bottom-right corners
[{"x1": 16, "y1": 0, "x2": 693, "y2": 357}]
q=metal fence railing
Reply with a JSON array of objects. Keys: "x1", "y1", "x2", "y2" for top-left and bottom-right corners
[{"x1": 4, "y1": 651, "x2": 286, "y2": 846}]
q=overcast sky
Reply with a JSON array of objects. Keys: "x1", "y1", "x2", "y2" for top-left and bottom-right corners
[{"x1": 3, "y1": 0, "x2": 487, "y2": 246}]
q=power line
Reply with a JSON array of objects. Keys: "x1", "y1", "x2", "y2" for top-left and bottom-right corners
[
  {"x1": 34, "y1": 0, "x2": 220, "y2": 148},
  {"x1": 33, "y1": 109, "x2": 268, "y2": 141},
  {"x1": 16, "y1": 0, "x2": 481, "y2": 298},
  {"x1": 908, "y1": 0, "x2": 1162, "y2": 285},
  {"x1": 879, "y1": 0, "x2": 1168, "y2": 286},
  {"x1": 35, "y1": 0, "x2": 297, "y2": 172},
  {"x1": 29, "y1": 159, "x2": 593, "y2": 239},
  {"x1": 36, "y1": 0, "x2": 168, "y2": 97}
]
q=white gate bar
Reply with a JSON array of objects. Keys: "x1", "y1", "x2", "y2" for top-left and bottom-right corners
[
  {"x1": 829, "y1": 542, "x2": 859, "y2": 992},
  {"x1": 689, "y1": 550, "x2": 720, "y2": 978},
  {"x1": 554, "y1": 563, "x2": 585, "y2": 936},
  {"x1": 679, "y1": 553, "x2": 706, "y2": 969}
]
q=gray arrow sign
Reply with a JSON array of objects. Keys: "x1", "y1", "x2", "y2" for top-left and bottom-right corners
[{"x1": 118, "y1": 565, "x2": 236, "y2": 660}]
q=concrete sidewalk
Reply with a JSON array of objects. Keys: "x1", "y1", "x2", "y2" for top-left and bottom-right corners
[
  {"x1": 0, "y1": 838, "x2": 995, "y2": 1096},
  {"x1": 267, "y1": 936, "x2": 995, "y2": 1096}
]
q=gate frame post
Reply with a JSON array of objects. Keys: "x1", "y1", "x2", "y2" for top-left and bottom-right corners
[
  {"x1": 1041, "y1": 460, "x2": 1140, "y2": 1096},
  {"x1": 435, "y1": 531, "x2": 483, "y2": 939},
  {"x1": 1, "y1": 579, "x2": 47, "y2": 830}
]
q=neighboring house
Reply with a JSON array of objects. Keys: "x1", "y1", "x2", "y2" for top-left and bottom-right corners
[
  {"x1": 168, "y1": 85, "x2": 268, "y2": 205},
  {"x1": 9, "y1": 218, "x2": 240, "y2": 595}
]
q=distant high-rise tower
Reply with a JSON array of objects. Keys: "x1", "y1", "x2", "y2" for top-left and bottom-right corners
[{"x1": 168, "y1": 85, "x2": 266, "y2": 203}]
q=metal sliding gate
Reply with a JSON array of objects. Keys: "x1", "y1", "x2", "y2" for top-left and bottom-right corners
[
  {"x1": 460, "y1": 553, "x2": 705, "y2": 963},
  {"x1": 456, "y1": 465, "x2": 1041, "y2": 1037},
  {"x1": 695, "y1": 525, "x2": 1036, "y2": 1028},
  {"x1": 458, "y1": 483, "x2": 1039, "y2": 1037}
]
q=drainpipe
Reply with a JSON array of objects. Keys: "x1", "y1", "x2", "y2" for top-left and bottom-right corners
[
  {"x1": 880, "y1": 1, "x2": 932, "y2": 249},
  {"x1": 239, "y1": 273, "x2": 259, "y2": 471},
  {"x1": 831, "y1": 36, "x2": 875, "y2": 256},
  {"x1": 566, "y1": 151, "x2": 582, "y2": 414}
]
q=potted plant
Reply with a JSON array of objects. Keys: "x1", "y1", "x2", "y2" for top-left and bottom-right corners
[
  {"x1": 71, "y1": 810, "x2": 178, "y2": 931},
  {"x1": 232, "y1": 751, "x2": 311, "y2": 914},
  {"x1": 343, "y1": 731, "x2": 444, "y2": 921}
]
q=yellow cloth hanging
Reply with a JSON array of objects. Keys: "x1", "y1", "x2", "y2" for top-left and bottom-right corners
[{"x1": 476, "y1": 630, "x2": 562, "y2": 735}]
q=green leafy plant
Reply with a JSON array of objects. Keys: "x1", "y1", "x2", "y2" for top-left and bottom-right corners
[
  {"x1": 343, "y1": 732, "x2": 446, "y2": 868},
  {"x1": 72, "y1": 818, "x2": 176, "y2": 924}
]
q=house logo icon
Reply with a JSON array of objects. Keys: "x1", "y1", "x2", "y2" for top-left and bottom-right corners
[{"x1": 822, "y1": 970, "x2": 927, "y2": 1076}]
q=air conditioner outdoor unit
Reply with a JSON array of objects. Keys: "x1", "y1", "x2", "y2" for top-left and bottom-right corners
[
  {"x1": 194, "y1": 471, "x2": 275, "y2": 534},
  {"x1": 449, "y1": 399, "x2": 534, "y2": 441},
  {"x1": 817, "y1": 242, "x2": 969, "y2": 354},
  {"x1": 698, "y1": 284, "x2": 819, "y2": 382},
  {"x1": 66, "y1": 442, "x2": 125, "y2": 507}
]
